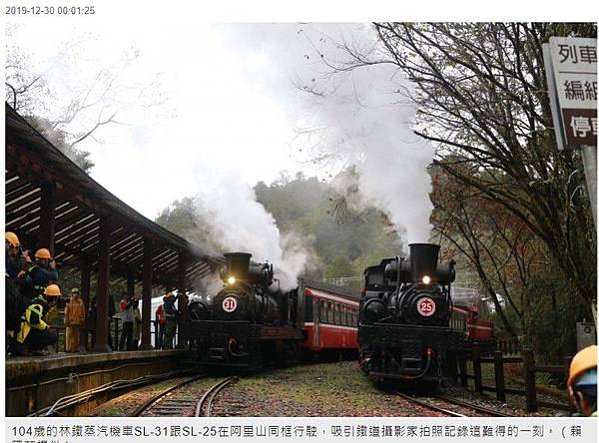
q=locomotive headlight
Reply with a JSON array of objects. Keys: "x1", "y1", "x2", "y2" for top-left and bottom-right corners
[
  {"x1": 227, "y1": 276, "x2": 236, "y2": 285},
  {"x1": 422, "y1": 275, "x2": 431, "y2": 285}
]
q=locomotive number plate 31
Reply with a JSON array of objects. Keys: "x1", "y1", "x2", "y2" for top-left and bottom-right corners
[
  {"x1": 222, "y1": 296, "x2": 238, "y2": 313},
  {"x1": 417, "y1": 297, "x2": 436, "y2": 317}
]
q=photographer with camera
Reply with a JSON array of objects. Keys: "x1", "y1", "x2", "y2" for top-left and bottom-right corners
[
  {"x1": 6, "y1": 232, "x2": 33, "y2": 352},
  {"x1": 22, "y1": 248, "x2": 59, "y2": 301},
  {"x1": 5, "y1": 232, "x2": 31, "y2": 280},
  {"x1": 13, "y1": 284, "x2": 61, "y2": 356}
]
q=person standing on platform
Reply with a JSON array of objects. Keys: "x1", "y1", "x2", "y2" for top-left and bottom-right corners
[
  {"x1": 107, "y1": 295, "x2": 116, "y2": 350},
  {"x1": 23, "y1": 248, "x2": 59, "y2": 299},
  {"x1": 163, "y1": 292, "x2": 178, "y2": 349},
  {"x1": 132, "y1": 297, "x2": 142, "y2": 350},
  {"x1": 118, "y1": 294, "x2": 134, "y2": 351},
  {"x1": 64, "y1": 288, "x2": 85, "y2": 352},
  {"x1": 86, "y1": 297, "x2": 97, "y2": 348},
  {"x1": 155, "y1": 303, "x2": 166, "y2": 349},
  {"x1": 6, "y1": 232, "x2": 32, "y2": 346},
  {"x1": 5, "y1": 231, "x2": 30, "y2": 280}
]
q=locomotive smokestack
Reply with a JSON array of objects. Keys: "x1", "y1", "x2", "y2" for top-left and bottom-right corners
[
  {"x1": 224, "y1": 252, "x2": 252, "y2": 277},
  {"x1": 408, "y1": 243, "x2": 440, "y2": 283}
]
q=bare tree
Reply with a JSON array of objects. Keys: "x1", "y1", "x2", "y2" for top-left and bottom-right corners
[
  {"x1": 306, "y1": 23, "x2": 596, "y2": 315},
  {"x1": 5, "y1": 27, "x2": 167, "y2": 172}
]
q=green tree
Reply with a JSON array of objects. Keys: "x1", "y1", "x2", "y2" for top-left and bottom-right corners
[
  {"x1": 155, "y1": 170, "x2": 405, "y2": 282},
  {"x1": 154, "y1": 197, "x2": 222, "y2": 254}
]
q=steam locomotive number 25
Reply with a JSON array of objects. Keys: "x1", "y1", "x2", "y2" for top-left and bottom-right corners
[{"x1": 358, "y1": 243, "x2": 465, "y2": 384}]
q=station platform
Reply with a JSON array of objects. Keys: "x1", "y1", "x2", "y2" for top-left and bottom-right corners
[{"x1": 6, "y1": 349, "x2": 193, "y2": 416}]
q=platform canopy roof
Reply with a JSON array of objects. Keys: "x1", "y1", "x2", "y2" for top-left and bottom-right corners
[{"x1": 5, "y1": 103, "x2": 224, "y2": 289}]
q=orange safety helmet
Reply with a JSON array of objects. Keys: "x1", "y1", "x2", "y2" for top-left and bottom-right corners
[
  {"x1": 568, "y1": 345, "x2": 597, "y2": 390},
  {"x1": 5, "y1": 232, "x2": 20, "y2": 247},
  {"x1": 35, "y1": 248, "x2": 52, "y2": 260},
  {"x1": 43, "y1": 284, "x2": 62, "y2": 297}
]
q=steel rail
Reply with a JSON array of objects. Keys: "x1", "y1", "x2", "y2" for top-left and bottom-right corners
[
  {"x1": 433, "y1": 394, "x2": 513, "y2": 417},
  {"x1": 394, "y1": 391, "x2": 467, "y2": 417},
  {"x1": 195, "y1": 376, "x2": 238, "y2": 417},
  {"x1": 29, "y1": 369, "x2": 195, "y2": 417},
  {"x1": 133, "y1": 375, "x2": 204, "y2": 417}
]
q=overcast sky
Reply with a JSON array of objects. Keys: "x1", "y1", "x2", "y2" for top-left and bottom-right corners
[
  {"x1": 6, "y1": 14, "x2": 437, "y2": 238},
  {"x1": 6, "y1": 2, "x2": 589, "y2": 248},
  {"x1": 7, "y1": 21, "x2": 323, "y2": 217}
]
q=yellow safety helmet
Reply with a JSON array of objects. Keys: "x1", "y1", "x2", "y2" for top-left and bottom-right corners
[
  {"x1": 5, "y1": 232, "x2": 20, "y2": 247},
  {"x1": 35, "y1": 248, "x2": 52, "y2": 260},
  {"x1": 568, "y1": 345, "x2": 597, "y2": 389},
  {"x1": 43, "y1": 284, "x2": 62, "y2": 297}
]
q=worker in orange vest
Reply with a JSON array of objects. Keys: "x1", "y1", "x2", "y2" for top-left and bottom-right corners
[{"x1": 64, "y1": 288, "x2": 86, "y2": 352}]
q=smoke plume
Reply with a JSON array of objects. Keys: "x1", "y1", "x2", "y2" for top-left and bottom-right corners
[
  {"x1": 224, "y1": 23, "x2": 435, "y2": 243},
  {"x1": 194, "y1": 173, "x2": 308, "y2": 290}
]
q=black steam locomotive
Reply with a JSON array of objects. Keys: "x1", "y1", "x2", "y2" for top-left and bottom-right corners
[
  {"x1": 358, "y1": 243, "x2": 462, "y2": 384},
  {"x1": 188, "y1": 252, "x2": 304, "y2": 371}
]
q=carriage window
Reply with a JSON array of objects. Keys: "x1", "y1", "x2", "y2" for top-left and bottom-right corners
[
  {"x1": 320, "y1": 300, "x2": 326, "y2": 324},
  {"x1": 328, "y1": 302, "x2": 333, "y2": 324},
  {"x1": 305, "y1": 296, "x2": 313, "y2": 322},
  {"x1": 335, "y1": 303, "x2": 341, "y2": 324}
]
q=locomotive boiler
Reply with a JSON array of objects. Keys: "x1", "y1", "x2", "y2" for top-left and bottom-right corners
[{"x1": 358, "y1": 243, "x2": 463, "y2": 385}]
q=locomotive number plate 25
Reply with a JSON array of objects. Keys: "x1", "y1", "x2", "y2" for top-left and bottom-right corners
[
  {"x1": 222, "y1": 296, "x2": 238, "y2": 313},
  {"x1": 417, "y1": 297, "x2": 436, "y2": 317}
]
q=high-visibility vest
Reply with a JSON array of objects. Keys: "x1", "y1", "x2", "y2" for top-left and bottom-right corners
[{"x1": 17, "y1": 302, "x2": 49, "y2": 343}]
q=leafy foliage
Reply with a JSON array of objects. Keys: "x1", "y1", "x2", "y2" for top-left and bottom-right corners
[{"x1": 156, "y1": 171, "x2": 404, "y2": 280}]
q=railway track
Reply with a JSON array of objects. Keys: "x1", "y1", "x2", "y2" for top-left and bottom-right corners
[
  {"x1": 133, "y1": 376, "x2": 238, "y2": 417},
  {"x1": 434, "y1": 394, "x2": 512, "y2": 417},
  {"x1": 395, "y1": 391, "x2": 513, "y2": 417},
  {"x1": 195, "y1": 376, "x2": 238, "y2": 417}
]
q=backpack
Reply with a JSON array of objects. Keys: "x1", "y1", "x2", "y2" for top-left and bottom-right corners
[{"x1": 6, "y1": 275, "x2": 33, "y2": 331}]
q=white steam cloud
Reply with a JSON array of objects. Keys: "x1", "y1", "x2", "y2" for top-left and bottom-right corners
[
  {"x1": 296, "y1": 65, "x2": 435, "y2": 243},
  {"x1": 224, "y1": 23, "x2": 435, "y2": 243},
  {"x1": 195, "y1": 174, "x2": 308, "y2": 290},
  {"x1": 189, "y1": 24, "x2": 434, "y2": 291}
]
